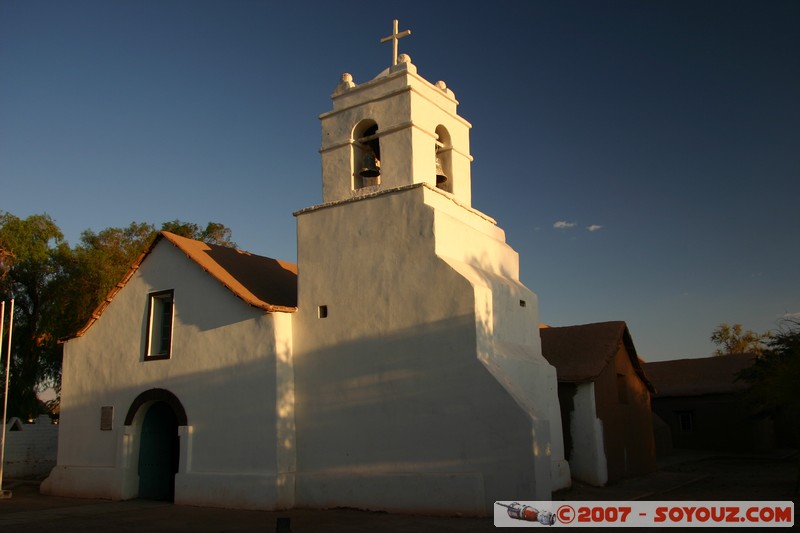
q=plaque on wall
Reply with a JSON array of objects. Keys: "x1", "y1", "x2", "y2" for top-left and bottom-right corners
[{"x1": 100, "y1": 406, "x2": 114, "y2": 431}]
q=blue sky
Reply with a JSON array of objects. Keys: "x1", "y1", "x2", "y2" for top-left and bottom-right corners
[{"x1": 1, "y1": 0, "x2": 798, "y2": 361}]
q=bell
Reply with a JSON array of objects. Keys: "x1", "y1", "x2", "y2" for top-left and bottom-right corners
[
  {"x1": 359, "y1": 165, "x2": 380, "y2": 178},
  {"x1": 360, "y1": 151, "x2": 381, "y2": 178},
  {"x1": 435, "y1": 156, "x2": 448, "y2": 185}
]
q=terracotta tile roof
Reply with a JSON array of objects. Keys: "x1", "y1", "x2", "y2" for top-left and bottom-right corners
[
  {"x1": 642, "y1": 353, "x2": 756, "y2": 397},
  {"x1": 540, "y1": 321, "x2": 654, "y2": 392},
  {"x1": 67, "y1": 231, "x2": 297, "y2": 339},
  {"x1": 161, "y1": 231, "x2": 297, "y2": 311}
]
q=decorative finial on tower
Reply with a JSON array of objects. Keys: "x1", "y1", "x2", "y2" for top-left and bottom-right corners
[
  {"x1": 333, "y1": 72, "x2": 356, "y2": 94},
  {"x1": 380, "y1": 19, "x2": 411, "y2": 66}
]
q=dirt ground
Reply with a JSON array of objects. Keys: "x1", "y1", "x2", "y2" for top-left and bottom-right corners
[
  {"x1": 655, "y1": 454, "x2": 799, "y2": 501},
  {"x1": 1, "y1": 452, "x2": 796, "y2": 532},
  {"x1": 556, "y1": 451, "x2": 799, "y2": 502}
]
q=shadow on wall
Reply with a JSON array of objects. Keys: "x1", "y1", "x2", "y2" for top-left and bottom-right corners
[
  {"x1": 59, "y1": 312, "x2": 547, "y2": 508},
  {"x1": 203, "y1": 246, "x2": 297, "y2": 307},
  {"x1": 55, "y1": 216, "x2": 553, "y2": 511},
  {"x1": 292, "y1": 313, "x2": 549, "y2": 510}
]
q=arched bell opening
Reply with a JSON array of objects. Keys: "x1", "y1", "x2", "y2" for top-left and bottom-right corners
[
  {"x1": 434, "y1": 125, "x2": 453, "y2": 193},
  {"x1": 353, "y1": 120, "x2": 381, "y2": 189}
]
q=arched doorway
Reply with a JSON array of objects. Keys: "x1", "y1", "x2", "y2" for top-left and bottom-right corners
[
  {"x1": 137, "y1": 401, "x2": 179, "y2": 501},
  {"x1": 126, "y1": 389, "x2": 187, "y2": 502}
]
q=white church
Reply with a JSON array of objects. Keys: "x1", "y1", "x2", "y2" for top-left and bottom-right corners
[{"x1": 43, "y1": 22, "x2": 571, "y2": 516}]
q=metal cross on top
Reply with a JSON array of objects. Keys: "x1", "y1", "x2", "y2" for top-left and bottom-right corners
[{"x1": 380, "y1": 19, "x2": 411, "y2": 66}]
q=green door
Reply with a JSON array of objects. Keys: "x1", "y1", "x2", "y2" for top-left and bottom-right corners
[{"x1": 138, "y1": 402, "x2": 179, "y2": 501}]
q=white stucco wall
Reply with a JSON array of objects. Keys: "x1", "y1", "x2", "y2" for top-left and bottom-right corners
[
  {"x1": 568, "y1": 382, "x2": 608, "y2": 486},
  {"x1": 293, "y1": 184, "x2": 566, "y2": 515},
  {"x1": 42, "y1": 240, "x2": 295, "y2": 510},
  {"x1": 425, "y1": 187, "x2": 569, "y2": 490}
]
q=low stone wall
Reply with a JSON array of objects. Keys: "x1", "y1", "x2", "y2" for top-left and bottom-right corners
[{"x1": 3, "y1": 414, "x2": 58, "y2": 479}]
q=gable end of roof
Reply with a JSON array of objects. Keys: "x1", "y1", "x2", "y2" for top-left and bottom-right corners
[
  {"x1": 63, "y1": 232, "x2": 297, "y2": 341},
  {"x1": 540, "y1": 321, "x2": 655, "y2": 393}
]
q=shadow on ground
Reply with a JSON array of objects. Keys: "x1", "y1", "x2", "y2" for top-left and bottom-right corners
[{"x1": 1, "y1": 450, "x2": 796, "y2": 532}]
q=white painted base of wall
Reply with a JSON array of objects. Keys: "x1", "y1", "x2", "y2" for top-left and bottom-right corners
[
  {"x1": 568, "y1": 383, "x2": 608, "y2": 486},
  {"x1": 175, "y1": 472, "x2": 295, "y2": 511},
  {"x1": 41, "y1": 465, "x2": 124, "y2": 500},
  {"x1": 551, "y1": 459, "x2": 572, "y2": 491},
  {"x1": 42, "y1": 467, "x2": 294, "y2": 511},
  {"x1": 296, "y1": 472, "x2": 486, "y2": 516}
]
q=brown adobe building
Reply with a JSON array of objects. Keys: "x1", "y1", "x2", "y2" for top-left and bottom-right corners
[
  {"x1": 540, "y1": 321, "x2": 657, "y2": 486},
  {"x1": 643, "y1": 354, "x2": 775, "y2": 453}
]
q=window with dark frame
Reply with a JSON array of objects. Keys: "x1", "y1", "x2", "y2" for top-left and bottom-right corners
[
  {"x1": 146, "y1": 289, "x2": 174, "y2": 359},
  {"x1": 677, "y1": 411, "x2": 694, "y2": 432}
]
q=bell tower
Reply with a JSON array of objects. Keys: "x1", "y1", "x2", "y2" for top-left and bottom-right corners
[
  {"x1": 319, "y1": 21, "x2": 473, "y2": 205},
  {"x1": 294, "y1": 20, "x2": 570, "y2": 514}
]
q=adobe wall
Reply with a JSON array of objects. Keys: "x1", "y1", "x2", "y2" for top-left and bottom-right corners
[
  {"x1": 593, "y1": 347, "x2": 657, "y2": 482},
  {"x1": 652, "y1": 394, "x2": 774, "y2": 453},
  {"x1": 2, "y1": 415, "x2": 58, "y2": 479},
  {"x1": 42, "y1": 242, "x2": 295, "y2": 510},
  {"x1": 293, "y1": 185, "x2": 566, "y2": 515}
]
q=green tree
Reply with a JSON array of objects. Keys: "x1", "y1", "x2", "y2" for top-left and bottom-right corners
[
  {"x1": 0, "y1": 212, "x2": 71, "y2": 418},
  {"x1": 737, "y1": 319, "x2": 800, "y2": 446},
  {"x1": 160, "y1": 220, "x2": 236, "y2": 248},
  {"x1": 0, "y1": 214, "x2": 237, "y2": 418},
  {"x1": 61, "y1": 220, "x2": 235, "y2": 333},
  {"x1": 710, "y1": 323, "x2": 771, "y2": 356},
  {"x1": 55, "y1": 222, "x2": 157, "y2": 337},
  {"x1": 56, "y1": 220, "x2": 235, "y2": 333}
]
